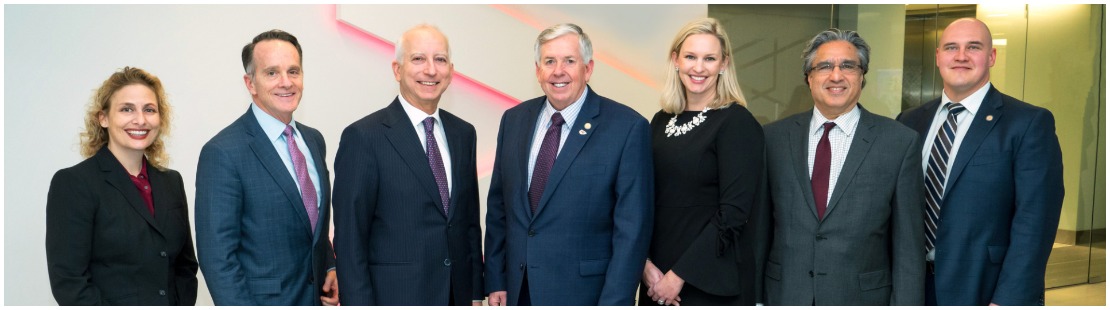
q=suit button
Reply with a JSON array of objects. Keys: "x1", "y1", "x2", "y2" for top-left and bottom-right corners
[
  {"x1": 528, "y1": 230, "x2": 536, "y2": 237},
  {"x1": 519, "y1": 263, "x2": 525, "y2": 271},
  {"x1": 808, "y1": 271, "x2": 814, "y2": 277},
  {"x1": 815, "y1": 234, "x2": 825, "y2": 241},
  {"x1": 448, "y1": 224, "x2": 453, "y2": 229},
  {"x1": 159, "y1": 289, "x2": 166, "y2": 296},
  {"x1": 444, "y1": 259, "x2": 452, "y2": 266},
  {"x1": 160, "y1": 251, "x2": 168, "y2": 257}
]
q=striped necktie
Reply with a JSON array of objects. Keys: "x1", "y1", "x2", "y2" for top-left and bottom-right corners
[{"x1": 925, "y1": 102, "x2": 966, "y2": 253}]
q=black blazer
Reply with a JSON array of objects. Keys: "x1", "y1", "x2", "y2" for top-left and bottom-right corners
[
  {"x1": 46, "y1": 146, "x2": 198, "y2": 305},
  {"x1": 333, "y1": 98, "x2": 483, "y2": 305}
]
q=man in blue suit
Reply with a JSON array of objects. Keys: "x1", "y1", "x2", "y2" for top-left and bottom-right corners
[
  {"x1": 195, "y1": 29, "x2": 338, "y2": 306},
  {"x1": 896, "y1": 18, "x2": 1064, "y2": 306},
  {"x1": 333, "y1": 24, "x2": 483, "y2": 306},
  {"x1": 484, "y1": 23, "x2": 653, "y2": 306}
]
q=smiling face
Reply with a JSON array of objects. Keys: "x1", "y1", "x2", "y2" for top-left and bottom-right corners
[
  {"x1": 100, "y1": 84, "x2": 161, "y2": 158},
  {"x1": 536, "y1": 34, "x2": 594, "y2": 110},
  {"x1": 244, "y1": 39, "x2": 302, "y2": 124},
  {"x1": 806, "y1": 40, "x2": 863, "y2": 119},
  {"x1": 394, "y1": 27, "x2": 453, "y2": 111},
  {"x1": 673, "y1": 33, "x2": 726, "y2": 109},
  {"x1": 936, "y1": 18, "x2": 996, "y2": 102}
]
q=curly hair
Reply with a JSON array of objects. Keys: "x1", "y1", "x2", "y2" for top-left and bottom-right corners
[{"x1": 80, "y1": 66, "x2": 172, "y2": 170}]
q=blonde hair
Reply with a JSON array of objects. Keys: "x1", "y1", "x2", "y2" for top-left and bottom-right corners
[
  {"x1": 661, "y1": 17, "x2": 747, "y2": 114},
  {"x1": 81, "y1": 66, "x2": 172, "y2": 170}
]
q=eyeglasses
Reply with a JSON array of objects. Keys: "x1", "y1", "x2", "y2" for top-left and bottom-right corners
[{"x1": 809, "y1": 62, "x2": 863, "y2": 76}]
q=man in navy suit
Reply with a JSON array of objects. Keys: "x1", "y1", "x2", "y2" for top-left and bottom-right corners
[
  {"x1": 896, "y1": 18, "x2": 1064, "y2": 306},
  {"x1": 195, "y1": 29, "x2": 338, "y2": 306},
  {"x1": 484, "y1": 23, "x2": 653, "y2": 306},
  {"x1": 333, "y1": 24, "x2": 483, "y2": 306}
]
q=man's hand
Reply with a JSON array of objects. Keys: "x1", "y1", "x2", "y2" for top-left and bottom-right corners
[
  {"x1": 320, "y1": 269, "x2": 339, "y2": 306},
  {"x1": 472, "y1": 301, "x2": 483, "y2": 306},
  {"x1": 487, "y1": 291, "x2": 508, "y2": 306}
]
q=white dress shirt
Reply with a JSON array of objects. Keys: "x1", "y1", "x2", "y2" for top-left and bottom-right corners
[
  {"x1": 807, "y1": 104, "x2": 861, "y2": 203},
  {"x1": 399, "y1": 95, "x2": 453, "y2": 193}
]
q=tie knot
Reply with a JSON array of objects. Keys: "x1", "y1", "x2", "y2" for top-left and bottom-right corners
[
  {"x1": 283, "y1": 125, "x2": 294, "y2": 138},
  {"x1": 946, "y1": 102, "x2": 966, "y2": 115},
  {"x1": 422, "y1": 117, "x2": 436, "y2": 132},
  {"x1": 551, "y1": 112, "x2": 565, "y2": 127},
  {"x1": 822, "y1": 121, "x2": 836, "y2": 131}
]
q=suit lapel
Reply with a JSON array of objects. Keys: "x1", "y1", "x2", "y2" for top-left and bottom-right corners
[
  {"x1": 825, "y1": 106, "x2": 876, "y2": 218},
  {"x1": 147, "y1": 164, "x2": 174, "y2": 236},
  {"x1": 96, "y1": 147, "x2": 163, "y2": 237},
  {"x1": 533, "y1": 89, "x2": 600, "y2": 219},
  {"x1": 518, "y1": 100, "x2": 543, "y2": 218},
  {"x1": 788, "y1": 112, "x2": 820, "y2": 220},
  {"x1": 443, "y1": 112, "x2": 466, "y2": 221},
  {"x1": 243, "y1": 110, "x2": 314, "y2": 233},
  {"x1": 946, "y1": 86, "x2": 1004, "y2": 194},
  {"x1": 382, "y1": 99, "x2": 447, "y2": 218},
  {"x1": 910, "y1": 99, "x2": 943, "y2": 141},
  {"x1": 299, "y1": 121, "x2": 328, "y2": 240}
]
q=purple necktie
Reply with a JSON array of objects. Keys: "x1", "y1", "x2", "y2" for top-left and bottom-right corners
[
  {"x1": 811, "y1": 122, "x2": 835, "y2": 220},
  {"x1": 423, "y1": 117, "x2": 450, "y2": 215},
  {"x1": 529, "y1": 112, "x2": 565, "y2": 215},
  {"x1": 284, "y1": 125, "x2": 318, "y2": 232}
]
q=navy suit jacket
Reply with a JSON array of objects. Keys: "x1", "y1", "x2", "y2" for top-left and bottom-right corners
[
  {"x1": 484, "y1": 87, "x2": 654, "y2": 305},
  {"x1": 195, "y1": 107, "x2": 335, "y2": 305},
  {"x1": 333, "y1": 98, "x2": 483, "y2": 305},
  {"x1": 896, "y1": 86, "x2": 1064, "y2": 305}
]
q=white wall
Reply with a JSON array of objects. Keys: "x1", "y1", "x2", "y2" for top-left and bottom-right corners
[{"x1": 4, "y1": 4, "x2": 704, "y2": 305}]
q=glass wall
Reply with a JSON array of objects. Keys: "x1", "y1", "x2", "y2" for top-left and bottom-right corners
[{"x1": 711, "y1": 3, "x2": 1105, "y2": 289}]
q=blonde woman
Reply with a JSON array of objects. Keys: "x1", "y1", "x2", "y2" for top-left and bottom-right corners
[
  {"x1": 640, "y1": 18, "x2": 763, "y2": 306},
  {"x1": 46, "y1": 67, "x2": 198, "y2": 305}
]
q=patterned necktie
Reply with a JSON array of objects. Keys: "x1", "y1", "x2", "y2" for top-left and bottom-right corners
[
  {"x1": 423, "y1": 117, "x2": 450, "y2": 215},
  {"x1": 528, "y1": 112, "x2": 565, "y2": 215},
  {"x1": 284, "y1": 125, "x2": 318, "y2": 233},
  {"x1": 925, "y1": 103, "x2": 966, "y2": 253},
  {"x1": 811, "y1": 122, "x2": 835, "y2": 220}
]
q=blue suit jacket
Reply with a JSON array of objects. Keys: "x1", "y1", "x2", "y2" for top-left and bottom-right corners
[
  {"x1": 195, "y1": 107, "x2": 335, "y2": 305},
  {"x1": 332, "y1": 98, "x2": 483, "y2": 305},
  {"x1": 896, "y1": 86, "x2": 1064, "y2": 305},
  {"x1": 484, "y1": 88, "x2": 654, "y2": 305}
]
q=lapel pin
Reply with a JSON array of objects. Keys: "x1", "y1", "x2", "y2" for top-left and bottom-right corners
[
  {"x1": 584, "y1": 123, "x2": 592, "y2": 130},
  {"x1": 579, "y1": 129, "x2": 587, "y2": 135},
  {"x1": 986, "y1": 115, "x2": 994, "y2": 121}
]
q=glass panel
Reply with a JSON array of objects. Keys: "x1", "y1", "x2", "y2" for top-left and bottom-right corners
[{"x1": 1015, "y1": 4, "x2": 1104, "y2": 289}]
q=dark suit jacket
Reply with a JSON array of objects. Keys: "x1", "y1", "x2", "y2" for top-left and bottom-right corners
[
  {"x1": 896, "y1": 86, "x2": 1064, "y2": 306},
  {"x1": 762, "y1": 106, "x2": 925, "y2": 305},
  {"x1": 195, "y1": 107, "x2": 335, "y2": 305},
  {"x1": 46, "y1": 146, "x2": 198, "y2": 305},
  {"x1": 332, "y1": 98, "x2": 483, "y2": 305},
  {"x1": 484, "y1": 87, "x2": 654, "y2": 305}
]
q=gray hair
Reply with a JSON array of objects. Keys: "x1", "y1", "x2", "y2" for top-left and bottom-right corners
[
  {"x1": 534, "y1": 23, "x2": 593, "y2": 64},
  {"x1": 395, "y1": 24, "x2": 451, "y2": 64},
  {"x1": 801, "y1": 28, "x2": 870, "y2": 86}
]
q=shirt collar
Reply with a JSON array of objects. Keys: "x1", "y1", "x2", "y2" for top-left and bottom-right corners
[
  {"x1": 541, "y1": 86, "x2": 588, "y2": 126},
  {"x1": 940, "y1": 82, "x2": 990, "y2": 116},
  {"x1": 809, "y1": 104, "x2": 861, "y2": 137},
  {"x1": 398, "y1": 94, "x2": 442, "y2": 128},
  {"x1": 251, "y1": 102, "x2": 298, "y2": 142}
]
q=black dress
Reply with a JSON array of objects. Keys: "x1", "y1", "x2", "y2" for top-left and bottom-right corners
[{"x1": 637, "y1": 104, "x2": 764, "y2": 306}]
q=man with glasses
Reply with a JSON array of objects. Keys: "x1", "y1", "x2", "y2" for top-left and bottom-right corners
[{"x1": 759, "y1": 28, "x2": 925, "y2": 305}]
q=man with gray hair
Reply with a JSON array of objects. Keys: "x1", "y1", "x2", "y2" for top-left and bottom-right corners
[
  {"x1": 484, "y1": 23, "x2": 653, "y2": 306},
  {"x1": 760, "y1": 28, "x2": 925, "y2": 305},
  {"x1": 333, "y1": 24, "x2": 483, "y2": 306}
]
